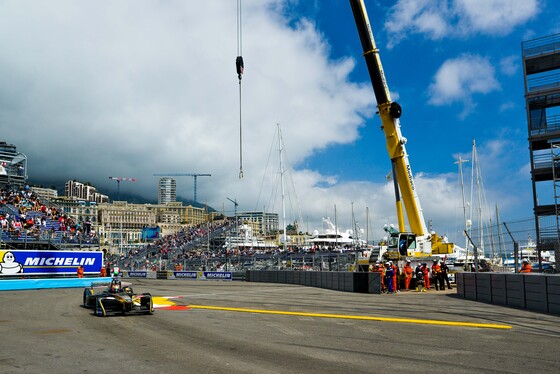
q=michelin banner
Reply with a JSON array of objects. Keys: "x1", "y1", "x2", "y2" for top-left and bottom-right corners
[
  {"x1": 169, "y1": 271, "x2": 232, "y2": 280},
  {"x1": 0, "y1": 250, "x2": 103, "y2": 276}
]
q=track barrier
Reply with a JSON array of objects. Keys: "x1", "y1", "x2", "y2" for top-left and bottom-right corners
[
  {"x1": 246, "y1": 270, "x2": 382, "y2": 294},
  {"x1": 456, "y1": 272, "x2": 560, "y2": 315}
]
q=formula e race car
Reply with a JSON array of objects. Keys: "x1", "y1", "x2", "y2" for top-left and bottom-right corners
[{"x1": 83, "y1": 278, "x2": 154, "y2": 317}]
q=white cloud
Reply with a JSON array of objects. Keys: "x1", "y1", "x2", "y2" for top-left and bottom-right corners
[
  {"x1": 499, "y1": 102, "x2": 515, "y2": 112},
  {"x1": 385, "y1": 0, "x2": 540, "y2": 46},
  {"x1": 455, "y1": 0, "x2": 540, "y2": 35},
  {"x1": 0, "y1": 0, "x2": 379, "y2": 234},
  {"x1": 428, "y1": 54, "x2": 500, "y2": 117},
  {"x1": 499, "y1": 55, "x2": 519, "y2": 76},
  {"x1": 385, "y1": 0, "x2": 452, "y2": 47},
  {"x1": 0, "y1": 0, "x2": 531, "y2": 242}
]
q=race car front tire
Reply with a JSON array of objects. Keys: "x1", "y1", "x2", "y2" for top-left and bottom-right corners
[
  {"x1": 95, "y1": 298, "x2": 106, "y2": 317},
  {"x1": 140, "y1": 293, "x2": 154, "y2": 314},
  {"x1": 147, "y1": 297, "x2": 153, "y2": 314}
]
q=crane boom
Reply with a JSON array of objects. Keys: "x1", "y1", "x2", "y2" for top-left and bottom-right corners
[
  {"x1": 152, "y1": 173, "x2": 211, "y2": 177},
  {"x1": 349, "y1": 0, "x2": 426, "y2": 236},
  {"x1": 108, "y1": 176, "x2": 136, "y2": 201},
  {"x1": 349, "y1": 0, "x2": 453, "y2": 258}
]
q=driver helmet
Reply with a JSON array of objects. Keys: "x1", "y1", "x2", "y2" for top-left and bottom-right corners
[
  {"x1": 110, "y1": 280, "x2": 121, "y2": 293},
  {"x1": 522, "y1": 259, "x2": 528, "y2": 263}
]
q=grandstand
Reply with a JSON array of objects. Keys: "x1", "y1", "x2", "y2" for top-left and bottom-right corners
[{"x1": 0, "y1": 187, "x2": 100, "y2": 251}]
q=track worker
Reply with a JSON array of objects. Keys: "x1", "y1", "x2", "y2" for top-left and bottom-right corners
[
  {"x1": 403, "y1": 260, "x2": 413, "y2": 290},
  {"x1": 390, "y1": 261, "x2": 399, "y2": 293},
  {"x1": 384, "y1": 262, "x2": 395, "y2": 293},
  {"x1": 414, "y1": 263, "x2": 426, "y2": 292},
  {"x1": 440, "y1": 261, "x2": 452, "y2": 289},
  {"x1": 373, "y1": 261, "x2": 385, "y2": 292},
  {"x1": 77, "y1": 265, "x2": 84, "y2": 278},
  {"x1": 519, "y1": 259, "x2": 532, "y2": 273},
  {"x1": 99, "y1": 266, "x2": 107, "y2": 277},
  {"x1": 421, "y1": 263, "x2": 430, "y2": 290},
  {"x1": 431, "y1": 260, "x2": 443, "y2": 291}
]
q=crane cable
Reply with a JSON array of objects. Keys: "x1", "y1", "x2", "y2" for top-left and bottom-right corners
[{"x1": 236, "y1": 0, "x2": 244, "y2": 179}]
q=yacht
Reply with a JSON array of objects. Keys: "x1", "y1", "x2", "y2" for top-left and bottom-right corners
[
  {"x1": 308, "y1": 217, "x2": 365, "y2": 251},
  {"x1": 224, "y1": 224, "x2": 278, "y2": 252}
]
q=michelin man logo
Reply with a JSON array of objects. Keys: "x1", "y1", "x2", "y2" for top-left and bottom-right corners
[{"x1": 0, "y1": 251, "x2": 24, "y2": 275}]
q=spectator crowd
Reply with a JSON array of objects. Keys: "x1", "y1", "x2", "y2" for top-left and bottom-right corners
[{"x1": 0, "y1": 185, "x2": 97, "y2": 244}]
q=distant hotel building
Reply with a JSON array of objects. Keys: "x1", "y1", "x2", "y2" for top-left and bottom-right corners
[
  {"x1": 158, "y1": 177, "x2": 176, "y2": 205},
  {"x1": 236, "y1": 211, "x2": 279, "y2": 236},
  {"x1": 65, "y1": 180, "x2": 109, "y2": 203},
  {"x1": 96, "y1": 201, "x2": 208, "y2": 250},
  {"x1": 30, "y1": 186, "x2": 58, "y2": 202},
  {"x1": 52, "y1": 197, "x2": 100, "y2": 234}
]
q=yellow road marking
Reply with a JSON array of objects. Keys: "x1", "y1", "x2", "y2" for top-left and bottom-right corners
[
  {"x1": 153, "y1": 296, "x2": 176, "y2": 306},
  {"x1": 188, "y1": 305, "x2": 512, "y2": 330}
]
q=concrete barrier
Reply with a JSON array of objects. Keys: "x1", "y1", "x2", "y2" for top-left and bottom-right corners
[
  {"x1": 246, "y1": 270, "x2": 381, "y2": 294},
  {"x1": 490, "y1": 273, "x2": 507, "y2": 306},
  {"x1": 457, "y1": 272, "x2": 560, "y2": 315},
  {"x1": 548, "y1": 276, "x2": 560, "y2": 314}
]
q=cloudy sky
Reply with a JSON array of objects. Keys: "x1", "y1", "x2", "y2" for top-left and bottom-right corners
[{"x1": 1, "y1": 0, "x2": 558, "y2": 245}]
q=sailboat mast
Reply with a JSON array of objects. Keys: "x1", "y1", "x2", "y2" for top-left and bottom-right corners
[
  {"x1": 469, "y1": 141, "x2": 476, "y2": 253},
  {"x1": 366, "y1": 206, "x2": 369, "y2": 245},
  {"x1": 278, "y1": 124, "x2": 287, "y2": 251},
  {"x1": 351, "y1": 202, "x2": 355, "y2": 247},
  {"x1": 455, "y1": 155, "x2": 470, "y2": 251},
  {"x1": 334, "y1": 204, "x2": 338, "y2": 249},
  {"x1": 474, "y1": 140, "x2": 485, "y2": 256},
  {"x1": 496, "y1": 204, "x2": 505, "y2": 263},
  {"x1": 489, "y1": 217, "x2": 495, "y2": 260}
]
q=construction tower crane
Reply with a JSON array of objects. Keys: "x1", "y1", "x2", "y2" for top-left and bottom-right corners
[
  {"x1": 108, "y1": 176, "x2": 136, "y2": 201},
  {"x1": 152, "y1": 173, "x2": 211, "y2": 204}
]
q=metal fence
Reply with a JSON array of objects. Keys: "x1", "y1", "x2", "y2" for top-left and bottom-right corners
[{"x1": 110, "y1": 251, "x2": 361, "y2": 273}]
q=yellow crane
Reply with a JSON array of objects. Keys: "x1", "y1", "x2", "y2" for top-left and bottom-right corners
[{"x1": 349, "y1": 0, "x2": 453, "y2": 260}]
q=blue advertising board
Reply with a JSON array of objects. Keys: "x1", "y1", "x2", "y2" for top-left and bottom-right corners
[
  {"x1": 171, "y1": 271, "x2": 232, "y2": 280},
  {"x1": 142, "y1": 226, "x2": 161, "y2": 241},
  {"x1": 174, "y1": 271, "x2": 198, "y2": 279},
  {"x1": 0, "y1": 250, "x2": 103, "y2": 276},
  {"x1": 203, "y1": 271, "x2": 232, "y2": 281},
  {"x1": 127, "y1": 271, "x2": 148, "y2": 278}
]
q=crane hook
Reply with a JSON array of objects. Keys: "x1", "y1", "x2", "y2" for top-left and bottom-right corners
[{"x1": 236, "y1": 56, "x2": 244, "y2": 81}]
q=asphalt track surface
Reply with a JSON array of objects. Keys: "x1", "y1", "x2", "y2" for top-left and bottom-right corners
[{"x1": 1, "y1": 279, "x2": 560, "y2": 374}]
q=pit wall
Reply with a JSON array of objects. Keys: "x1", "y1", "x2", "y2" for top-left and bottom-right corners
[
  {"x1": 456, "y1": 272, "x2": 560, "y2": 315},
  {"x1": 0, "y1": 271, "x2": 239, "y2": 291},
  {"x1": 0, "y1": 277, "x2": 113, "y2": 291},
  {"x1": 246, "y1": 270, "x2": 382, "y2": 294}
]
